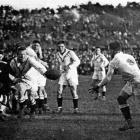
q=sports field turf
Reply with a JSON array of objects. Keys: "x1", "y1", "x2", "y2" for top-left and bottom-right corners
[{"x1": 0, "y1": 75, "x2": 140, "y2": 140}]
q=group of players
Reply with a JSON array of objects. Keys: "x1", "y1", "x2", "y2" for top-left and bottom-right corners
[{"x1": 0, "y1": 39, "x2": 139, "y2": 131}]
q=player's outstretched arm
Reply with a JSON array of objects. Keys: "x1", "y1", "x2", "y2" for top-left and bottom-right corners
[
  {"x1": 98, "y1": 66, "x2": 114, "y2": 87},
  {"x1": 29, "y1": 57, "x2": 47, "y2": 75}
]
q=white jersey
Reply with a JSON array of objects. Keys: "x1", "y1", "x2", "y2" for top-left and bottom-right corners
[
  {"x1": 26, "y1": 46, "x2": 47, "y2": 87},
  {"x1": 56, "y1": 49, "x2": 80, "y2": 85},
  {"x1": 26, "y1": 46, "x2": 38, "y2": 59},
  {"x1": 92, "y1": 54, "x2": 109, "y2": 72},
  {"x1": 91, "y1": 53, "x2": 109, "y2": 80},
  {"x1": 109, "y1": 52, "x2": 140, "y2": 83},
  {"x1": 10, "y1": 56, "x2": 47, "y2": 91}
]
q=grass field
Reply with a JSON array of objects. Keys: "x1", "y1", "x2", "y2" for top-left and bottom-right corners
[{"x1": 1, "y1": 75, "x2": 140, "y2": 140}]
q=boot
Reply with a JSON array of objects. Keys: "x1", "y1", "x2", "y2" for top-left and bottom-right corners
[{"x1": 119, "y1": 119, "x2": 134, "y2": 131}]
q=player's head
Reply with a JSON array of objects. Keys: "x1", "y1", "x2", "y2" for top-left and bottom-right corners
[
  {"x1": 109, "y1": 41, "x2": 122, "y2": 52},
  {"x1": 32, "y1": 40, "x2": 40, "y2": 44},
  {"x1": 96, "y1": 47, "x2": 101, "y2": 55},
  {"x1": 32, "y1": 40, "x2": 41, "y2": 51},
  {"x1": 57, "y1": 40, "x2": 66, "y2": 53},
  {"x1": 17, "y1": 46, "x2": 28, "y2": 63},
  {"x1": 109, "y1": 41, "x2": 122, "y2": 58}
]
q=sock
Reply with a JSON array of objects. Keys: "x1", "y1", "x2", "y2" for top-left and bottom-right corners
[
  {"x1": 73, "y1": 99, "x2": 78, "y2": 109},
  {"x1": 57, "y1": 97, "x2": 63, "y2": 108},
  {"x1": 44, "y1": 98, "x2": 48, "y2": 104},
  {"x1": 12, "y1": 98, "x2": 18, "y2": 113},
  {"x1": 120, "y1": 106, "x2": 131, "y2": 120},
  {"x1": 96, "y1": 88, "x2": 99, "y2": 94},
  {"x1": 38, "y1": 99, "x2": 44, "y2": 109},
  {"x1": 35, "y1": 99, "x2": 39, "y2": 109},
  {"x1": 30, "y1": 104, "x2": 36, "y2": 114},
  {"x1": 102, "y1": 92, "x2": 106, "y2": 96}
]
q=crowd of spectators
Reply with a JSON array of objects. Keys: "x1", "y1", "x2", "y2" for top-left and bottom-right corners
[{"x1": 1, "y1": 3, "x2": 140, "y2": 75}]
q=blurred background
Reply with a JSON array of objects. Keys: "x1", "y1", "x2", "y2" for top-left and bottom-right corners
[{"x1": 0, "y1": 1, "x2": 140, "y2": 74}]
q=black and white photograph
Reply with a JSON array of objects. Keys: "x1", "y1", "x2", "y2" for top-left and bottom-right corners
[{"x1": 0, "y1": 0, "x2": 140, "y2": 139}]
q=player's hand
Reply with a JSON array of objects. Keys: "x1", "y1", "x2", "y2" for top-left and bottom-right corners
[
  {"x1": 99, "y1": 67, "x2": 103, "y2": 71},
  {"x1": 13, "y1": 78, "x2": 21, "y2": 83},
  {"x1": 63, "y1": 65, "x2": 70, "y2": 72}
]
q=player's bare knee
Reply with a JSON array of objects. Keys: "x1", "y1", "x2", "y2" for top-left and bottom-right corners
[
  {"x1": 57, "y1": 91, "x2": 62, "y2": 98},
  {"x1": 102, "y1": 86, "x2": 106, "y2": 92},
  {"x1": 73, "y1": 94, "x2": 78, "y2": 99},
  {"x1": 71, "y1": 89, "x2": 78, "y2": 99}
]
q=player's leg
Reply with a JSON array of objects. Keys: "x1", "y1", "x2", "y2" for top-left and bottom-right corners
[
  {"x1": 0, "y1": 94, "x2": 9, "y2": 121},
  {"x1": 99, "y1": 71, "x2": 106, "y2": 100},
  {"x1": 41, "y1": 86, "x2": 50, "y2": 112},
  {"x1": 28, "y1": 90, "x2": 37, "y2": 118},
  {"x1": 35, "y1": 90, "x2": 40, "y2": 114},
  {"x1": 91, "y1": 79, "x2": 99, "y2": 100},
  {"x1": 101, "y1": 86, "x2": 106, "y2": 101},
  {"x1": 16, "y1": 83, "x2": 29, "y2": 118},
  {"x1": 0, "y1": 94, "x2": 11, "y2": 116},
  {"x1": 10, "y1": 85, "x2": 19, "y2": 115},
  {"x1": 117, "y1": 82, "x2": 134, "y2": 131},
  {"x1": 57, "y1": 84, "x2": 66, "y2": 113},
  {"x1": 69, "y1": 84, "x2": 79, "y2": 113},
  {"x1": 37, "y1": 86, "x2": 45, "y2": 114}
]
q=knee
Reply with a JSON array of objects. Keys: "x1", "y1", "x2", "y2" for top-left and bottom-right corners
[
  {"x1": 73, "y1": 94, "x2": 78, "y2": 99},
  {"x1": 71, "y1": 88, "x2": 78, "y2": 99},
  {"x1": 57, "y1": 90, "x2": 62, "y2": 98},
  {"x1": 117, "y1": 96, "x2": 127, "y2": 105},
  {"x1": 102, "y1": 86, "x2": 106, "y2": 91},
  {"x1": 57, "y1": 85, "x2": 63, "y2": 97}
]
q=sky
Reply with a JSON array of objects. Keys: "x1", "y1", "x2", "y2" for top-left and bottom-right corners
[{"x1": 0, "y1": 0, "x2": 139, "y2": 10}]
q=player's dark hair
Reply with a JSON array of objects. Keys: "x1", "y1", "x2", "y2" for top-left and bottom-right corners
[
  {"x1": 17, "y1": 46, "x2": 26, "y2": 53},
  {"x1": 33, "y1": 40, "x2": 40, "y2": 44},
  {"x1": 57, "y1": 40, "x2": 65, "y2": 45},
  {"x1": 109, "y1": 41, "x2": 121, "y2": 51}
]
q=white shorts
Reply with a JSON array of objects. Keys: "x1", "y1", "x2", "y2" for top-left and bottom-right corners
[
  {"x1": 121, "y1": 81, "x2": 140, "y2": 96},
  {"x1": 58, "y1": 70, "x2": 79, "y2": 86},
  {"x1": 36, "y1": 71, "x2": 46, "y2": 87},
  {"x1": 92, "y1": 70, "x2": 106, "y2": 81},
  {"x1": 26, "y1": 67, "x2": 46, "y2": 87}
]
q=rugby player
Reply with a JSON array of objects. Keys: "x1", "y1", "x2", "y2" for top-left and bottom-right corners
[
  {"x1": 0, "y1": 60, "x2": 12, "y2": 120},
  {"x1": 93, "y1": 41, "x2": 139, "y2": 131},
  {"x1": 56, "y1": 40, "x2": 80, "y2": 113},
  {"x1": 28, "y1": 40, "x2": 50, "y2": 113},
  {"x1": 90, "y1": 47, "x2": 109, "y2": 100},
  {"x1": 9, "y1": 46, "x2": 47, "y2": 118}
]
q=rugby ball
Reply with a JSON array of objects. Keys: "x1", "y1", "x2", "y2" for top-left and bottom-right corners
[{"x1": 44, "y1": 69, "x2": 61, "y2": 80}]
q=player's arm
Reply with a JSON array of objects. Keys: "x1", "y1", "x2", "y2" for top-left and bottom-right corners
[
  {"x1": 90, "y1": 55, "x2": 119, "y2": 93},
  {"x1": 38, "y1": 46, "x2": 43, "y2": 59},
  {"x1": 39, "y1": 59, "x2": 49, "y2": 68},
  {"x1": 69, "y1": 51, "x2": 80, "y2": 69},
  {"x1": 9, "y1": 59, "x2": 22, "y2": 83},
  {"x1": 28, "y1": 57, "x2": 47, "y2": 75},
  {"x1": 90, "y1": 55, "x2": 95, "y2": 67},
  {"x1": 103, "y1": 55, "x2": 109, "y2": 67},
  {"x1": 98, "y1": 65, "x2": 114, "y2": 87}
]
